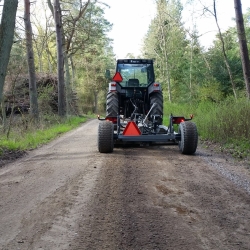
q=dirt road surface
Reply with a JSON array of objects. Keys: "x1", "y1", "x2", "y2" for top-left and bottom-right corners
[{"x1": 1, "y1": 119, "x2": 250, "y2": 250}]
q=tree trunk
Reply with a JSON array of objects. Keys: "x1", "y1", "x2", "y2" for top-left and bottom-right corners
[
  {"x1": 70, "y1": 54, "x2": 75, "y2": 84},
  {"x1": 213, "y1": 0, "x2": 237, "y2": 99},
  {"x1": 234, "y1": 0, "x2": 250, "y2": 99},
  {"x1": 94, "y1": 90, "x2": 98, "y2": 113},
  {"x1": 65, "y1": 55, "x2": 71, "y2": 115},
  {"x1": 54, "y1": 0, "x2": 65, "y2": 116},
  {"x1": 1, "y1": 100, "x2": 7, "y2": 132},
  {"x1": 0, "y1": 0, "x2": 18, "y2": 106},
  {"x1": 24, "y1": 0, "x2": 39, "y2": 120},
  {"x1": 159, "y1": 19, "x2": 172, "y2": 102},
  {"x1": 189, "y1": 36, "x2": 193, "y2": 99}
]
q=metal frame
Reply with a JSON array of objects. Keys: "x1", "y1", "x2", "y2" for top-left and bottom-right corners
[{"x1": 99, "y1": 114, "x2": 193, "y2": 144}]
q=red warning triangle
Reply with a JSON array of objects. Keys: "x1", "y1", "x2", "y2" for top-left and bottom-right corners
[
  {"x1": 112, "y1": 72, "x2": 123, "y2": 82},
  {"x1": 123, "y1": 121, "x2": 141, "y2": 136}
]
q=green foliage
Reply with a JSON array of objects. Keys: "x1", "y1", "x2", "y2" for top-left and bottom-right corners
[
  {"x1": 142, "y1": 0, "x2": 207, "y2": 102},
  {"x1": 28, "y1": 1, "x2": 115, "y2": 115},
  {"x1": 38, "y1": 85, "x2": 54, "y2": 115},
  {"x1": 204, "y1": 29, "x2": 245, "y2": 97},
  {"x1": 196, "y1": 97, "x2": 250, "y2": 142},
  {"x1": 142, "y1": 1, "x2": 250, "y2": 103},
  {"x1": 198, "y1": 80, "x2": 223, "y2": 102},
  {"x1": 75, "y1": 41, "x2": 115, "y2": 113},
  {"x1": 163, "y1": 101, "x2": 196, "y2": 126},
  {"x1": 0, "y1": 116, "x2": 87, "y2": 151},
  {"x1": 163, "y1": 97, "x2": 250, "y2": 158}
]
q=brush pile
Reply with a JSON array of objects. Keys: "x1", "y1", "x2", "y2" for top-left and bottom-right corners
[{"x1": 3, "y1": 74, "x2": 78, "y2": 115}]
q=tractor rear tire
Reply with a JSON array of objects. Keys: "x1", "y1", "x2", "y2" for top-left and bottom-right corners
[
  {"x1": 106, "y1": 92, "x2": 118, "y2": 117},
  {"x1": 178, "y1": 121, "x2": 198, "y2": 155},
  {"x1": 150, "y1": 92, "x2": 163, "y2": 123},
  {"x1": 98, "y1": 121, "x2": 114, "y2": 153}
]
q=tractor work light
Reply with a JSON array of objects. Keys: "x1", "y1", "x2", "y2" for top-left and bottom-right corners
[
  {"x1": 172, "y1": 117, "x2": 185, "y2": 124},
  {"x1": 153, "y1": 82, "x2": 160, "y2": 91},
  {"x1": 109, "y1": 82, "x2": 117, "y2": 92},
  {"x1": 106, "y1": 117, "x2": 117, "y2": 123}
]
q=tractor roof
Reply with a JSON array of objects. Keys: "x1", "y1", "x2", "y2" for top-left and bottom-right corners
[{"x1": 117, "y1": 59, "x2": 153, "y2": 64}]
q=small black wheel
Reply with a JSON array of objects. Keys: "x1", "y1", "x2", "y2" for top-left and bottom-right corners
[
  {"x1": 178, "y1": 121, "x2": 198, "y2": 154},
  {"x1": 98, "y1": 121, "x2": 114, "y2": 153}
]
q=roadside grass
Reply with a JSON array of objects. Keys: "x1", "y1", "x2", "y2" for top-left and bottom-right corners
[
  {"x1": 0, "y1": 115, "x2": 88, "y2": 154},
  {"x1": 163, "y1": 101, "x2": 197, "y2": 132},
  {"x1": 163, "y1": 98, "x2": 250, "y2": 161}
]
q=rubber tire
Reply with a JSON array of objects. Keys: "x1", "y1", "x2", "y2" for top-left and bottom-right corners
[
  {"x1": 98, "y1": 121, "x2": 114, "y2": 153},
  {"x1": 150, "y1": 92, "x2": 163, "y2": 123},
  {"x1": 178, "y1": 121, "x2": 198, "y2": 155},
  {"x1": 106, "y1": 92, "x2": 118, "y2": 117}
]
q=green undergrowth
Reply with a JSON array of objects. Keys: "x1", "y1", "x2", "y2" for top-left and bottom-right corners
[
  {"x1": 163, "y1": 98, "x2": 250, "y2": 161},
  {"x1": 0, "y1": 115, "x2": 88, "y2": 154}
]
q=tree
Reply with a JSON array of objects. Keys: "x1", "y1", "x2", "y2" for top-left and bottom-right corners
[
  {"x1": 54, "y1": 0, "x2": 65, "y2": 116},
  {"x1": 204, "y1": 27, "x2": 246, "y2": 97},
  {"x1": 48, "y1": 0, "x2": 113, "y2": 115},
  {"x1": 142, "y1": 0, "x2": 194, "y2": 102},
  {"x1": 62, "y1": 0, "x2": 90, "y2": 115},
  {"x1": 234, "y1": 0, "x2": 250, "y2": 99},
  {"x1": 80, "y1": 41, "x2": 115, "y2": 113},
  {"x1": 24, "y1": 0, "x2": 39, "y2": 120},
  {"x1": 0, "y1": 0, "x2": 18, "y2": 107},
  {"x1": 49, "y1": 0, "x2": 102, "y2": 115},
  {"x1": 201, "y1": 0, "x2": 237, "y2": 99}
]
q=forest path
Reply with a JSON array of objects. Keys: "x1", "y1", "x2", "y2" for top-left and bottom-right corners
[{"x1": 0, "y1": 119, "x2": 250, "y2": 250}]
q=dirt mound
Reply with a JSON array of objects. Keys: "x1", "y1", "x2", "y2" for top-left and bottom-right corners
[{"x1": 0, "y1": 148, "x2": 26, "y2": 168}]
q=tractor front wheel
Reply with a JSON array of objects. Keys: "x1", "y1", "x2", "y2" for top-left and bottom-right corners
[
  {"x1": 178, "y1": 121, "x2": 198, "y2": 155},
  {"x1": 98, "y1": 121, "x2": 114, "y2": 153}
]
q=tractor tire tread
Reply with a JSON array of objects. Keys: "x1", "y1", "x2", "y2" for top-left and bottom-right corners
[
  {"x1": 150, "y1": 92, "x2": 163, "y2": 116},
  {"x1": 98, "y1": 121, "x2": 114, "y2": 153},
  {"x1": 178, "y1": 121, "x2": 198, "y2": 155},
  {"x1": 106, "y1": 92, "x2": 118, "y2": 117}
]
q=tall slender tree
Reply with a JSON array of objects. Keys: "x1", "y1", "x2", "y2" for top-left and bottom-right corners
[
  {"x1": 234, "y1": 0, "x2": 250, "y2": 99},
  {"x1": 212, "y1": 0, "x2": 237, "y2": 99},
  {"x1": 54, "y1": 0, "x2": 65, "y2": 116},
  {"x1": 142, "y1": 0, "x2": 190, "y2": 102},
  {"x1": 0, "y1": 0, "x2": 18, "y2": 107},
  {"x1": 48, "y1": 0, "x2": 91, "y2": 115},
  {"x1": 24, "y1": 0, "x2": 39, "y2": 120}
]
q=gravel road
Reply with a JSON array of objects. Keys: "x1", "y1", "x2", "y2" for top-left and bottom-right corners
[{"x1": 0, "y1": 119, "x2": 250, "y2": 250}]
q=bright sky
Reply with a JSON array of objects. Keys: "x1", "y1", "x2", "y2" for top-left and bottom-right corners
[{"x1": 103, "y1": 0, "x2": 250, "y2": 59}]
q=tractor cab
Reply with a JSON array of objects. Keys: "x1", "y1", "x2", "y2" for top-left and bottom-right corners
[
  {"x1": 109, "y1": 59, "x2": 159, "y2": 100},
  {"x1": 115, "y1": 59, "x2": 155, "y2": 88}
]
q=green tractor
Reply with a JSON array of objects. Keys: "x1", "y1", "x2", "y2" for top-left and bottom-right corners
[{"x1": 98, "y1": 59, "x2": 198, "y2": 154}]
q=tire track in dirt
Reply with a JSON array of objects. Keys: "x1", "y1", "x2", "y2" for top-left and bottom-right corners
[{"x1": 71, "y1": 144, "x2": 250, "y2": 250}]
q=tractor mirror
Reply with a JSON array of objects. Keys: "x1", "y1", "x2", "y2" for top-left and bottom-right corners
[{"x1": 105, "y1": 69, "x2": 111, "y2": 80}]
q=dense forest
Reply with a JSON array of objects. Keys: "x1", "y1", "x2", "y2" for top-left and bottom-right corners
[
  {"x1": 0, "y1": 0, "x2": 250, "y2": 158},
  {"x1": 142, "y1": 0, "x2": 250, "y2": 102},
  {"x1": 1, "y1": 0, "x2": 115, "y2": 117}
]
